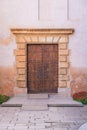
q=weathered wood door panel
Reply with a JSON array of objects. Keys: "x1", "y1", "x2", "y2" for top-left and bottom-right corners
[{"x1": 27, "y1": 44, "x2": 58, "y2": 93}]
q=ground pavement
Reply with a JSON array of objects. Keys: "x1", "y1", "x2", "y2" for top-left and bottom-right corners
[
  {"x1": 0, "y1": 94, "x2": 87, "y2": 130},
  {"x1": 0, "y1": 106, "x2": 87, "y2": 130}
]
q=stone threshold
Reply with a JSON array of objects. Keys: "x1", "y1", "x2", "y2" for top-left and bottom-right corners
[{"x1": 28, "y1": 94, "x2": 49, "y2": 99}]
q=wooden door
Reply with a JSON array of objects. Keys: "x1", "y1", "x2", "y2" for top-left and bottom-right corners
[{"x1": 27, "y1": 44, "x2": 58, "y2": 93}]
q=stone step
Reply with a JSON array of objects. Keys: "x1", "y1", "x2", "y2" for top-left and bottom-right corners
[
  {"x1": 1, "y1": 104, "x2": 22, "y2": 107},
  {"x1": 22, "y1": 104, "x2": 48, "y2": 111},
  {"x1": 1, "y1": 94, "x2": 83, "y2": 108},
  {"x1": 48, "y1": 103, "x2": 83, "y2": 107},
  {"x1": 28, "y1": 94, "x2": 49, "y2": 99},
  {"x1": 48, "y1": 99, "x2": 83, "y2": 107}
]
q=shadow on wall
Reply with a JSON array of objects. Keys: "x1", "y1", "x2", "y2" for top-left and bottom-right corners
[
  {"x1": 0, "y1": 67, "x2": 15, "y2": 96},
  {"x1": 70, "y1": 67, "x2": 87, "y2": 95}
]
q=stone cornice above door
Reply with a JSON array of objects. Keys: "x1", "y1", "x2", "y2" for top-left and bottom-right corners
[
  {"x1": 11, "y1": 28, "x2": 74, "y2": 35},
  {"x1": 11, "y1": 28, "x2": 74, "y2": 44}
]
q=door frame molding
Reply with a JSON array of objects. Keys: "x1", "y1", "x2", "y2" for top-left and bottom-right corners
[{"x1": 11, "y1": 29, "x2": 74, "y2": 94}]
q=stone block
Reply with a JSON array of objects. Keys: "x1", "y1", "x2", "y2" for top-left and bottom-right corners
[
  {"x1": 31, "y1": 36, "x2": 38, "y2": 42},
  {"x1": 14, "y1": 50, "x2": 25, "y2": 56},
  {"x1": 24, "y1": 35, "x2": 31, "y2": 43},
  {"x1": 16, "y1": 62, "x2": 26, "y2": 68},
  {"x1": 17, "y1": 69, "x2": 26, "y2": 74},
  {"x1": 54, "y1": 128, "x2": 67, "y2": 130},
  {"x1": 59, "y1": 75, "x2": 69, "y2": 81},
  {"x1": 16, "y1": 56, "x2": 26, "y2": 62},
  {"x1": 17, "y1": 81, "x2": 26, "y2": 88},
  {"x1": 59, "y1": 43, "x2": 67, "y2": 49},
  {"x1": 38, "y1": 36, "x2": 46, "y2": 43},
  {"x1": 59, "y1": 35, "x2": 68, "y2": 43},
  {"x1": 59, "y1": 81, "x2": 67, "y2": 88},
  {"x1": 59, "y1": 56, "x2": 67, "y2": 62},
  {"x1": 59, "y1": 68, "x2": 67, "y2": 75},
  {"x1": 17, "y1": 75, "x2": 26, "y2": 81},
  {"x1": 35, "y1": 123, "x2": 50, "y2": 128},
  {"x1": 22, "y1": 105, "x2": 48, "y2": 111},
  {"x1": 59, "y1": 50, "x2": 69, "y2": 55},
  {"x1": 46, "y1": 36, "x2": 53, "y2": 43},
  {"x1": 16, "y1": 35, "x2": 25, "y2": 43},
  {"x1": 59, "y1": 62, "x2": 69, "y2": 68},
  {"x1": 17, "y1": 44, "x2": 25, "y2": 49},
  {"x1": 53, "y1": 36, "x2": 60, "y2": 43}
]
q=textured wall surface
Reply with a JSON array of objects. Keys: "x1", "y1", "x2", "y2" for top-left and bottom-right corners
[
  {"x1": 71, "y1": 67, "x2": 87, "y2": 94},
  {"x1": 0, "y1": 0, "x2": 87, "y2": 95},
  {"x1": 0, "y1": 67, "x2": 15, "y2": 96}
]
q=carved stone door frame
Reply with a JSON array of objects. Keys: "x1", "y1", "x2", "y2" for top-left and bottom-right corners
[{"x1": 11, "y1": 29, "x2": 74, "y2": 95}]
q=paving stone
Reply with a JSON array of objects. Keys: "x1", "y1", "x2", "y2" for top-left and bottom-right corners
[
  {"x1": 35, "y1": 128, "x2": 54, "y2": 130},
  {"x1": 29, "y1": 126, "x2": 36, "y2": 129},
  {"x1": 7, "y1": 127, "x2": 14, "y2": 130},
  {"x1": 33, "y1": 125, "x2": 46, "y2": 129},
  {"x1": 22, "y1": 105, "x2": 48, "y2": 111},
  {"x1": 0, "y1": 128, "x2": 7, "y2": 130},
  {"x1": 6, "y1": 128, "x2": 14, "y2": 130},
  {"x1": 0, "y1": 123, "x2": 10, "y2": 126},
  {"x1": 15, "y1": 123, "x2": 28, "y2": 126},
  {"x1": 35, "y1": 123, "x2": 51, "y2": 128},
  {"x1": 54, "y1": 128, "x2": 67, "y2": 130},
  {"x1": 27, "y1": 129, "x2": 35, "y2": 130},
  {"x1": 0, "y1": 126, "x2": 8, "y2": 128},
  {"x1": 34, "y1": 120, "x2": 45, "y2": 123},
  {"x1": 14, "y1": 128, "x2": 28, "y2": 130},
  {"x1": 13, "y1": 125, "x2": 28, "y2": 130}
]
